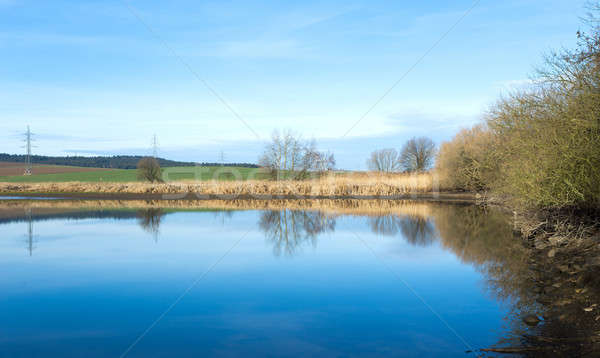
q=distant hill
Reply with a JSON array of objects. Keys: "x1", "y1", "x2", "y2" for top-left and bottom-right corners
[{"x1": 0, "y1": 153, "x2": 259, "y2": 169}]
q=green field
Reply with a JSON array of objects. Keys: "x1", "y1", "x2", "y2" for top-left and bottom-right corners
[{"x1": 0, "y1": 166, "x2": 270, "y2": 183}]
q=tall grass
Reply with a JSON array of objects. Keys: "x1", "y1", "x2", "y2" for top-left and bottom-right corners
[{"x1": 0, "y1": 172, "x2": 435, "y2": 197}]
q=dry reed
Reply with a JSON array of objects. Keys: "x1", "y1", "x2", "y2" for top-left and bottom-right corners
[{"x1": 0, "y1": 172, "x2": 436, "y2": 197}]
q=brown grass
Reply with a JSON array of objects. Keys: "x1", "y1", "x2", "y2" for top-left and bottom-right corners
[{"x1": 0, "y1": 172, "x2": 436, "y2": 197}]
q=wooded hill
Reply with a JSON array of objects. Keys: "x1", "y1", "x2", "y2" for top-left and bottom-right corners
[{"x1": 0, "y1": 153, "x2": 259, "y2": 169}]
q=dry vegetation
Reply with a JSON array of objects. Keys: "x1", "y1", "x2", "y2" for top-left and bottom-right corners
[
  {"x1": 436, "y1": 7, "x2": 600, "y2": 210},
  {"x1": 0, "y1": 198, "x2": 434, "y2": 219},
  {"x1": 0, "y1": 172, "x2": 439, "y2": 197}
]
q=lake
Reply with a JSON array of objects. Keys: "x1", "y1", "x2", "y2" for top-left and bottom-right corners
[{"x1": 0, "y1": 200, "x2": 550, "y2": 357}]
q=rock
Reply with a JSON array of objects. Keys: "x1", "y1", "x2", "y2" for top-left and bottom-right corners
[{"x1": 523, "y1": 314, "x2": 541, "y2": 326}]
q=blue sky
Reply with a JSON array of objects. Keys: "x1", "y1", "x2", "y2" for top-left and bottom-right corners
[{"x1": 0, "y1": 0, "x2": 588, "y2": 169}]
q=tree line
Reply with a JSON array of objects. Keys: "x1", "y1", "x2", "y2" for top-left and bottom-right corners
[
  {"x1": 366, "y1": 137, "x2": 436, "y2": 173},
  {"x1": 256, "y1": 130, "x2": 437, "y2": 178},
  {"x1": 0, "y1": 153, "x2": 259, "y2": 169}
]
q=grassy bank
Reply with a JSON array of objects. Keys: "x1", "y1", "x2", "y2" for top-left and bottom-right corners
[
  {"x1": 0, "y1": 169, "x2": 136, "y2": 182},
  {"x1": 0, "y1": 166, "x2": 270, "y2": 183}
]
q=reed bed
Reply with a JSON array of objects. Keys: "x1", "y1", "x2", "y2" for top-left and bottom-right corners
[{"x1": 0, "y1": 172, "x2": 436, "y2": 197}]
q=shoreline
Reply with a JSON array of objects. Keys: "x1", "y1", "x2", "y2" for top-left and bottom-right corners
[{"x1": 0, "y1": 190, "x2": 477, "y2": 202}]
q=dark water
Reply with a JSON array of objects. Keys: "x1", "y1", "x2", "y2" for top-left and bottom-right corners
[{"x1": 0, "y1": 202, "x2": 565, "y2": 357}]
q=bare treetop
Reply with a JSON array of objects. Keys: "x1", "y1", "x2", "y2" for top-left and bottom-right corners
[
  {"x1": 366, "y1": 148, "x2": 401, "y2": 173},
  {"x1": 400, "y1": 137, "x2": 436, "y2": 172}
]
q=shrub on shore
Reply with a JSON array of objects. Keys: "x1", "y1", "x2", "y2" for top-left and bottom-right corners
[
  {"x1": 436, "y1": 5, "x2": 600, "y2": 210},
  {"x1": 137, "y1": 157, "x2": 163, "y2": 183},
  {"x1": 436, "y1": 124, "x2": 498, "y2": 192}
]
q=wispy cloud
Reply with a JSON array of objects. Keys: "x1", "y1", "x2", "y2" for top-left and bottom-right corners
[
  {"x1": 216, "y1": 38, "x2": 310, "y2": 59},
  {"x1": 386, "y1": 109, "x2": 480, "y2": 133}
]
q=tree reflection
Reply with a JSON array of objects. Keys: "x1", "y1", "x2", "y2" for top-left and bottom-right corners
[
  {"x1": 433, "y1": 204, "x2": 600, "y2": 356},
  {"x1": 137, "y1": 208, "x2": 164, "y2": 242},
  {"x1": 369, "y1": 215, "x2": 436, "y2": 246},
  {"x1": 212, "y1": 210, "x2": 234, "y2": 226},
  {"x1": 259, "y1": 209, "x2": 336, "y2": 256}
]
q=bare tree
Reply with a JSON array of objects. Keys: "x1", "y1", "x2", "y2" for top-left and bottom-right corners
[
  {"x1": 302, "y1": 139, "x2": 336, "y2": 174},
  {"x1": 366, "y1": 148, "x2": 401, "y2": 172},
  {"x1": 400, "y1": 137, "x2": 436, "y2": 172},
  {"x1": 259, "y1": 130, "x2": 303, "y2": 178},
  {"x1": 137, "y1": 157, "x2": 162, "y2": 182},
  {"x1": 259, "y1": 131, "x2": 335, "y2": 179}
]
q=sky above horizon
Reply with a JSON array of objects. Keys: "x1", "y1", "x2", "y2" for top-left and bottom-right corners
[{"x1": 0, "y1": 0, "x2": 588, "y2": 169}]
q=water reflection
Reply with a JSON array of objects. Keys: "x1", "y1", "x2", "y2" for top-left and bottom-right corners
[
  {"x1": 256, "y1": 204, "x2": 600, "y2": 356},
  {"x1": 433, "y1": 205, "x2": 600, "y2": 356},
  {"x1": 1, "y1": 201, "x2": 599, "y2": 356},
  {"x1": 137, "y1": 209, "x2": 164, "y2": 242},
  {"x1": 24, "y1": 208, "x2": 36, "y2": 256},
  {"x1": 212, "y1": 209, "x2": 234, "y2": 226},
  {"x1": 369, "y1": 215, "x2": 436, "y2": 246},
  {"x1": 258, "y1": 209, "x2": 336, "y2": 256}
]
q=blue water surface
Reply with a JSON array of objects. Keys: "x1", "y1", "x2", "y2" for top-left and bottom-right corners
[{"x1": 0, "y1": 206, "x2": 512, "y2": 357}]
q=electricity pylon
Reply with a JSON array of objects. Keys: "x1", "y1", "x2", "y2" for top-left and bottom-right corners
[
  {"x1": 151, "y1": 134, "x2": 159, "y2": 158},
  {"x1": 23, "y1": 125, "x2": 34, "y2": 175}
]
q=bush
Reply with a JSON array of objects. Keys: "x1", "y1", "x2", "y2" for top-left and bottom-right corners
[
  {"x1": 436, "y1": 124, "x2": 498, "y2": 192},
  {"x1": 436, "y1": 5, "x2": 600, "y2": 209},
  {"x1": 487, "y1": 88, "x2": 600, "y2": 208},
  {"x1": 137, "y1": 157, "x2": 163, "y2": 183}
]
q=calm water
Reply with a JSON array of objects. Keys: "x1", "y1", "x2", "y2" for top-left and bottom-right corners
[{"x1": 0, "y1": 202, "x2": 523, "y2": 357}]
